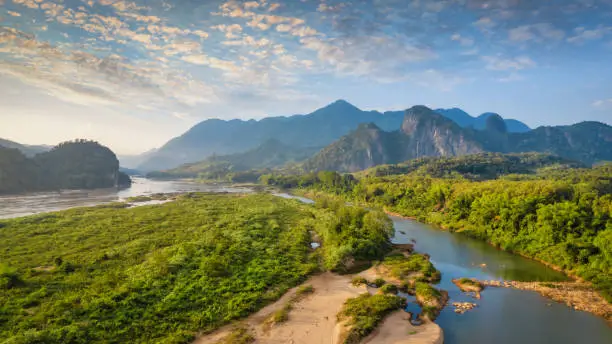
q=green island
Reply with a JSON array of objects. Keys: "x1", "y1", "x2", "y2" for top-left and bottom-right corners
[
  {"x1": 0, "y1": 192, "x2": 414, "y2": 343},
  {"x1": 258, "y1": 154, "x2": 612, "y2": 303}
]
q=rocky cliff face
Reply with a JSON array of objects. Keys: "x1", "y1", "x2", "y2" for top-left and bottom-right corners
[
  {"x1": 303, "y1": 123, "x2": 407, "y2": 172},
  {"x1": 401, "y1": 106, "x2": 484, "y2": 158},
  {"x1": 305, "y1": 107, "x2": 484, "y2": 172}
]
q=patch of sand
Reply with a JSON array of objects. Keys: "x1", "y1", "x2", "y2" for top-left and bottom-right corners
[
  {"x1": 362, "y1": 311, "x2": 443, "y2": 344},
  {"x1": 194, "y1": 272, "x2": 443, "y2": 344}
]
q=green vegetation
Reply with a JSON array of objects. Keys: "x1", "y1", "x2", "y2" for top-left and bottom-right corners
[
  {"x1": 337, "y1": 293, "x2": 406, "y2": 344},
  {"x1": 294, "y1": 284, "x2": 315, "y2": 299},
  {"x1": 216, "y1": 327, "x2": 255, "y2": 344},
  {"x1": 379, "y1": 284, "x2": 398, "y2": 294},
  {"x1": 351, "y1": 276, "x2": 368, "y2": 287},
  {"x1": 382, "y1": 253, "x2": 441, "y2": 283},
  {"x1": 372, "y1": 278, "x2": 386, "y2": 287},
  {"x1": 0, "y1": 139, "x2": 130, "y2": 194},
  {"x1": 280, "y1": 156, "x2": 612, "y2": 302},
  {"x1": 0, "y1": 193, "x2": 393, "y2": 343}
]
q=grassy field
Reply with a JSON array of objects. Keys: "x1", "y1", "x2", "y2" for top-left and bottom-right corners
[{"x1": 0, "y1": 193, "x2": 393, "y2": 343}]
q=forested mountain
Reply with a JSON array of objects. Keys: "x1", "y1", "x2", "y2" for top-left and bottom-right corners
[
  {"x1": 0, "y1": 138, "x2": 50, "y2": 157},
  {"x1": 149, "y1": 139, "x2": 319, "y2": 179},
  {"x1": 434, "y1": 109, "x2": 531, "y2": 133},
  {"x1": 304, "y1": 106, "x2": 612, "y2": 172},
  {"x1": 137, "y1": 100, "x2": 530, "y2": 171},
  {"x1": 0, "y1": 140, "x2": 130, "y2": 194}
]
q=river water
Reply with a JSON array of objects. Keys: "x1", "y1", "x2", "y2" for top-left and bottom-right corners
[{"x1": 0, "y1": 179, "x2": 610, "y2": 343}]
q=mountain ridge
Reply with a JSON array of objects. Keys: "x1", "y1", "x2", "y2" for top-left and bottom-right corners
[
  {"x1": 303, "y1": 106, "x2": 612, "y2": 172},
  {"x1": 137, "y1": 100, "x2": 531, "y2": 171}
]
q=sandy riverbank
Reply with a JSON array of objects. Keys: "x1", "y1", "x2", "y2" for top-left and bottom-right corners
[{"x1": 194, "y1": 272, "x2": 442, "y2": 344}]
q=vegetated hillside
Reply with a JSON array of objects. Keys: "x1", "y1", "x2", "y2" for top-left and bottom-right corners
[
  {"x1": 358, "y1": 153, "x2": 584, "y2": 180},
  {"x1": 137, "y1": 100, "x2": 530, "y2": 171},
  {"x1": 302, "y1": 123, "x2": 408, "y2": 173},
  {"x1": 0, "y1": 137, "x2": 50, "y2": 157},
  {"x1": 0, "y1": 193, "x2": 394, "y2": 343},
  {"x1": 149, "y1": 139, "x2": 319, "y2": 179},
  {"x1": 0, "y1": 140, "x2": 130, "y2": 194},
  {"x1": 304, "y1": 106, "x2": 484, "y2": 172},
  {"x1": 501, "y1": 121, "x2": 612, "y2": 165},
  {"x1": 304, "y1": 105, "x2": 611, "y2": 172}
]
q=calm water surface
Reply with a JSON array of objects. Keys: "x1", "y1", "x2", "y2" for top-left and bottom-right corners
[
  {"x1": 393, "y1": 218, "x2": 611, "y2": 344},
  {"x1": 0, "y1": 177, "x2": 250, "y2": 219},
  {"x1": 1, "y1": 181, "x2": 610, "y2": 343}
]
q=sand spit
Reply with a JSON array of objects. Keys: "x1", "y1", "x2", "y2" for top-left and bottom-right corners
[
  {"x1": 481, "y1": 280, "x2": 611, "y2": 322},
  {"x1": 194, "y1": 272, "x2": 443, "y2": 344}
]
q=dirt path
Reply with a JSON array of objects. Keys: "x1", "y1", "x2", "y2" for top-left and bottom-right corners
[{"x1": 194, "y1": 272, "x2": 443, "y2": 344}]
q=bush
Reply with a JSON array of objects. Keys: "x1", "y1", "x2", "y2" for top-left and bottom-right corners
[
  {"x1": 0, "y1": 265, "x2": 23, "y2": 289},
  {"x1": 338, "y1": 293, "x2": 406, "y2": 344},
  {"x1": 373, "y1": 278, "x2": 386, "y2": 287},
  {"x1": 351, "y1": 276, "x2": 368, "y2": 287},
  {"x1": 380, "y1": 284, "x2": 398, "y2": 294}
]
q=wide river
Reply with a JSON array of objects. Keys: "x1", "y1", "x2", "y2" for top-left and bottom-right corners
[{"x1": 0, "y1": 178, "x2": 610, "y2": 343}]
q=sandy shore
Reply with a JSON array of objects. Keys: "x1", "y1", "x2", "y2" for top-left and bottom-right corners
[{"x1": 194, "y1": 272, "x2": 443, "y2": 344}]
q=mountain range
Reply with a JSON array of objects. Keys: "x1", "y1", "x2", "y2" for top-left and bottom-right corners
[
  {"x1": 135, "y1": 100, "x2": 531, "y2": 171},
  {"x1": 0, "y1": 138, "x2": 50, "y2": 157},
  {"x1": 303, "y1": 106, "x2": 612, "y2": 172}
]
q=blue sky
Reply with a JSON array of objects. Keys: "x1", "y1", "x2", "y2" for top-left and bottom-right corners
[{"x1": 1, "y1": 0, "x2": 611, "y2": 154}]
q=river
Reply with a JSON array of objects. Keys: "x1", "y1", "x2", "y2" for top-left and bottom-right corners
[{"x1": 0, "y1": 178, "x2": 610, "y2": 343}]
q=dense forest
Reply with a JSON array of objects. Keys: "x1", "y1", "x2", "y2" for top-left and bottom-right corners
[
  {"x1": 0, "y1": 140, "x2": 130, "y2": 194},
  {"x1": 0, "y1": 193, "x2": 394, "y2": 343},
  {"x1": 260, "y1": 154, "x2": 612, "y2": 302}
]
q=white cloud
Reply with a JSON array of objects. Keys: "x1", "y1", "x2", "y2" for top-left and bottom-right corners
[
  {"x1": 451, "y1": 33, "x2": 474, "y2": 46},
  {"x1": 483, "y1": 55, "x2": 536, "y2": 71},
  {"x1": 498, "y1": 73, "x2": 524, "y2": 82},
  {"x1": 567, "y1": 26, "x2": 612, "y2": 43},
  {"x1": 592, "y1": 98, "x2": 612, "y2": 107},
  {"x1": 508, "y1": 23, "x2": 565, "y2": 42}
]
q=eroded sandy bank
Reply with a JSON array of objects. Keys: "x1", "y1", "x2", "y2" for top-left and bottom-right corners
[{"x1": 194, "y1": 272, "x2": 442, "y2": 344}]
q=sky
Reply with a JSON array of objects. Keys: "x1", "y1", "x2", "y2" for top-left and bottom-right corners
[{"x1": 1, "y1": 0, "x2": 611, "y2": 154}]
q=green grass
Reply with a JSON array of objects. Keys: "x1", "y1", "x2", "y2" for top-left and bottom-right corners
[
  {"x1": 0, "y1": 193, "x2": 393, "y2": 343},
  {"x1": 338, "y1": 293, "x2": 406, "y2": 344}
]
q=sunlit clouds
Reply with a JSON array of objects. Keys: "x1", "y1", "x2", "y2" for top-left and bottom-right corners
[{"x1": 1, "y1": 0, "x2": 612, "y2": 153}]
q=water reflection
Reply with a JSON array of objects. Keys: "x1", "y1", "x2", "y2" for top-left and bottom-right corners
[{"x1": 0, "y1": 177, "x2": 252, "y2": 219}]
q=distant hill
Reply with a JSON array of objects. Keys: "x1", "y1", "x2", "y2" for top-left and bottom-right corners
[
  {"x1": 0, "y1": 138, "x2": 50, "y2": 157},
  {"x1": 0, "y1": 140, "x2": 131, "y2": 194},
  {"x1": 303, "y1": 106, "x2": 611, "y2": 172},
  {"x1": 358, "y1": 153, "x2": 585, "y2": 180},
  {"x1": 137, "y1": 100, "x2": 530, "y2": 171},
  {"x1": 149, "y1": 139, "x2": 319, "y2": 179},
  {"x1": 434, "y1": 109, "x2": 531, "y2": 133}
]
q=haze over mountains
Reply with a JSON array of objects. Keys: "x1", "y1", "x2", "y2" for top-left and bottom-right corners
[{"x1": 135, "y1": 100, "x2": 531, "y2": 171}]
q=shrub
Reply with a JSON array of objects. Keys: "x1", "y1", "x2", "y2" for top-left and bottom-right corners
[
  {"x1": 373, "y1": 278, "x2": 386, "y2": 287},
  {"x1": 338, "y1": 293, "x2": 406, "y2": 344},
  {"x1": 351, "y1": 276, "x2": 368, "y2": 287},
  {"x1": 380, "y1": 284, "x2": 398, "y2": 294}
]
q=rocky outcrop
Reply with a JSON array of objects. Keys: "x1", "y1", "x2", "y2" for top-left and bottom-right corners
[{"x1": 401, "y1": 106, "x2": 484, "y2": 158}]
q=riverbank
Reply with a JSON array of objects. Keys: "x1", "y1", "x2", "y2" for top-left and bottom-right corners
[
  {"x1": 481, "y1": 280, "x2": 612, "y2": 322},
  {"x1": 194, "y1": 272, "x2": 443, "y2": 344}
]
